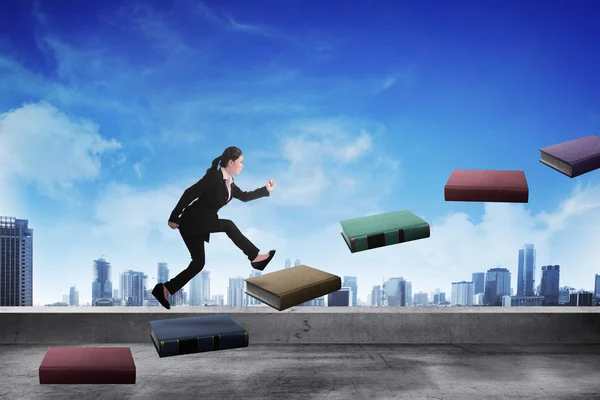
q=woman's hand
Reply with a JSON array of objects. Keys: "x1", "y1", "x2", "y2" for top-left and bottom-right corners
[
  {"x1": 168, "y1": 221, "x2": 179, "y2": 229},
  {"x1": 266, "y1": 179, "x2": 276, "y2": 192}
]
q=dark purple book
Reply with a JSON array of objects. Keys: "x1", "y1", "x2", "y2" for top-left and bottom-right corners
[{"x1": 539, "y1": 135, "x2": 600, "y2": 178}]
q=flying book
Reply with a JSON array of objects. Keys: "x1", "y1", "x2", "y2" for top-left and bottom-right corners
[
  {"x1": 245, "y1": 265, "x2": 341, "y2": 311},
  {"x1": 539, "y1": 135, "x2": 600, "y2": 178},
  {"x1": 339, "y1": 210, "x2": 430, "y2": 253},
  {"x1": 444, "y1": 169, "x2": 529, "y2": 203},
  {"x1": 149, "y1": 315, "x2": 248, "y2": 358},
  {"x1": 39, "y1": 347, "x2": 136, "y2": 384}
]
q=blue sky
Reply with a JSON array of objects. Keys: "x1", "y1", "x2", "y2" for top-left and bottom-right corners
[{"x1": 1, "y1": 0, "x2": 599, "y2": 305}]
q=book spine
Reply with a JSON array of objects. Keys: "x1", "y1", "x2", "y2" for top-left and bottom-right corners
[
  {"x1": 218, "y1": 331, "x2": 249, "y2": 350},
  {"x1": 39, "y1": 368, "x2": 136, "y2": 384},
  {"x1": 341, "y1": 231, "x2": 357, "y2": 253},
  {"x1": 353, "y1": 224, "x2": 430, "y2": 252},
  {"x1": 403, "y1": 223, "x2": 430, "y2": 242},
  {"x1": 571, "y1": 154, "x2": 600, "y2": 178},
  {"x1": 158, "y1": 332, "x2": 249, "y2": 357},
  {"x1": 445, "y1": 187, "x2": 529, "y2": 203}
]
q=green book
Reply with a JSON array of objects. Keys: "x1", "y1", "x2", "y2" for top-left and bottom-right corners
[{"x1": 339, "y1": 210, "x2": 430, "y2": 253}]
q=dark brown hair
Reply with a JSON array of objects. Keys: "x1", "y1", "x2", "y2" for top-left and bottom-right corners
[{"x1": 206, "y1": 146, "x2": 243, "y2": 174}]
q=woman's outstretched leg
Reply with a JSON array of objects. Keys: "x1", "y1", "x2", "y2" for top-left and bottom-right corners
[
  {"x1": 215, "y1": 219, "x2": 260, "y2": 260},
  {"x1": 216, "y1": 219, "x2": 275, "y2": 270}
]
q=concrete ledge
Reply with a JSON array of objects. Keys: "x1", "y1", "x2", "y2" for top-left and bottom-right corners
[{"x1": 1, "y1": 306, "x2": 599, "y2": 344}]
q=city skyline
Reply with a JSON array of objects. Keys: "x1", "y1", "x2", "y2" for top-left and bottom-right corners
[
  {"x1": 20, "y1": 237, "x2": 598, "y2": 306},
  {"x1": 1, "y1": 1, "x2": 599, "y2": 306},
  {"x1": 53, "y1": 264, "x2": 591, "y2": 308}
]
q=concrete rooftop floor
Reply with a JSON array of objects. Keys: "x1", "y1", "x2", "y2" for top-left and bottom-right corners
[{"x1": 0, "y1": 344, "x2": 599, "y2": 400}]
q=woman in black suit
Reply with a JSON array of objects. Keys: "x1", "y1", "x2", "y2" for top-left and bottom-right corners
[{"x1": 152, "y1": 146, "x2": 276, "y2": 309}]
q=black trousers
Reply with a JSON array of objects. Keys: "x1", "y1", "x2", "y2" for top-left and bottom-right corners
[{"x1": 163, "y1": 219, "x2": 260, "y2": 295}]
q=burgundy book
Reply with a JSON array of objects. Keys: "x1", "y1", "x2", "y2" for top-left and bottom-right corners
[
  {"x1": 444, "y1": 169, "x2": 529, "y2": 203},
  {"x1": 539, "y1": 135, "x2": 600, "y2": 178},
  {"x1": 39, "y1": 347, "x2": 136, "y2": 384}
]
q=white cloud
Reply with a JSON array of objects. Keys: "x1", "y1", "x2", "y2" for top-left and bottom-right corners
[
  {"x1": 272, "y1": 119, "x2": 377, "y2": 207},
  {"x1": 0, "y1": 102, "x2": 121, "y2": 197},
  {"x1": 335, "y1": 132, "x2": 372, "y2": 162},
  {"x1": 0, "y1": 171, "x2": 26, "y2": 218},
  {"x1": 379, "y1": 77, "x2": 397, "y2": 91},
  {"x1": 133, "y1": 162, "x2": 142, "y2": 178},
  {"x1": 374, "y1": 69, "x2": 418, "y2": 94},
  {"x1": 193, "y1": 1, "x2": 293, "y2": 41},
  {"x1": 97, "y1": 1, "x2": 190, "y2": 55}
]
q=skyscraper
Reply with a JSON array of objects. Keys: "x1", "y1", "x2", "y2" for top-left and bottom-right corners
[
  {"x1": 228, "y1": 277, "x2": 245, "y2": 307},
  {"x1": 413, "y1": 292, "x2": 428, "y2": 305},
  {"x1": 472, "y1": 272, "x2": 485, "y2": 294},
  {"x1": 157, "y1": 262, "x2": 169, "y2": 284},
  {"x1": 328, "y1": 287, "x2": 351, "y2": 306},
  {"x1": 517, "y1": 244, "x2": 536, "y2": 296},
  {"x1": 200, "y1": 270, "x2": 210, "y2": 301},
  {"x1": 294, "y1": 259, "x2": 301, "y2": 267},
  {"x1": 189, "y1": 274, "x2": 201, "y2": 305},
  {"x1": 451, "y1": 281, "x2": 474, "y2": 306},
  {"x1": 0, "y1": 217, "x2": 33, "y2": 306},
  {"x1": 120, "y1": 270, "x2": 147, "y2": 306},
  {"x1": 188, "y1": 271, "x2": 210, "y2": 306},
  {"x1": 570, "y1": 291, "x2": 593, "y2": 306},
  {"x1": 559, "y1": 286, "x2": 576, "y2": 305},
  {"x1": 285, "y1": 258, "x2": 291, "y2": 269},
  {"x1": 433, "y1": 290, "x2": 446, "y2": 304},
  {"x1": 212, "y1": 294, "x2": 224, "y2": 306},
  {"x1": 383, "y1": 277, "x2": 406, "y2": 306},
  {"x1": 343, "y1": 276, "x2": 358, "y2": 306},
  {"x1": 92, "y1": 258, "x2": 113, "y2": 303},
  {"x1": 404, "y1": 281, "x2": 412, "y2": 306},
  {"x1": 370, "y1": 285, "x2": 382, "y2": 306},
  {"x1": 540, "y1": 265, "x2": 560, "y2": 305},
  {"x1": 594, "y1": 274, "x2": 600, "y2": 299},
  {"x1": 484, "y1": 268, "x2": 511, "y2": 306},
  {"x1": 69, "y1": 286, "x2": 79, "y2": 306}
]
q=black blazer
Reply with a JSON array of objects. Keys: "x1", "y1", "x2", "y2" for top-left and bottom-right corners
[{"x1": 169, "y1": 169, "x2": 270, "y2": 241}]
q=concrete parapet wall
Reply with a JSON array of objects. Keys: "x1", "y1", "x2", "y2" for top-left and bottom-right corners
[{"x1": 1, "y1": 306, "x2": 599, "y2": 344}]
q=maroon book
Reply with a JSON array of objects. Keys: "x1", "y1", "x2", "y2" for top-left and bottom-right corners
[
  {"x1": 539, "y1": 135, "x2": 600, "y2": 178},
  {"x1": 39, "y1": 347, "x2": 136, "y2": 384},
  {"x1": 444, "y1": 169, "x2": 529, "y2": 203}
]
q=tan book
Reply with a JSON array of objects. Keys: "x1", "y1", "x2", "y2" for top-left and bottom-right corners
[{"x1": 245, "y1": 265, "x2": 342, "y2": 311}]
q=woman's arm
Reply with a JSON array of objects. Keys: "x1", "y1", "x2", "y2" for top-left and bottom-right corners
[
  {"x1": 169, "y1": 172, "x2": 219, "y2": 223},
  {"x1": 231, "y1": 183, "x2": 270, "y2": 202}
]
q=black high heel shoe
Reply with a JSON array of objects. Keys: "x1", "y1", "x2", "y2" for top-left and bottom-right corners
[
  {"x1": 152, "y1": 283, "x2": 171, "y2": 310},
  {"x1": 251, "y1": 250, "x2": 276, "y2": 271}
]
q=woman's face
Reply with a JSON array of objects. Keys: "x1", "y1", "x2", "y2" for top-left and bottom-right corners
[{"x1": 229, "y1": 155, "x2": 244, "y2": 175}]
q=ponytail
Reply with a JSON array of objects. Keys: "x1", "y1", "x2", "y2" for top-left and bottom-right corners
[{"x1": 206, "y1": 156, "x2": 221, "y2": 174}]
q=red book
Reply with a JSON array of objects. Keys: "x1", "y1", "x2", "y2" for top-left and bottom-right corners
[
  {"x1": 39, "y1": 347, "x2": 136, "y2": 384},
  {"x1": 444, "y1": 169, "x2": 529, "y2": 203}
]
